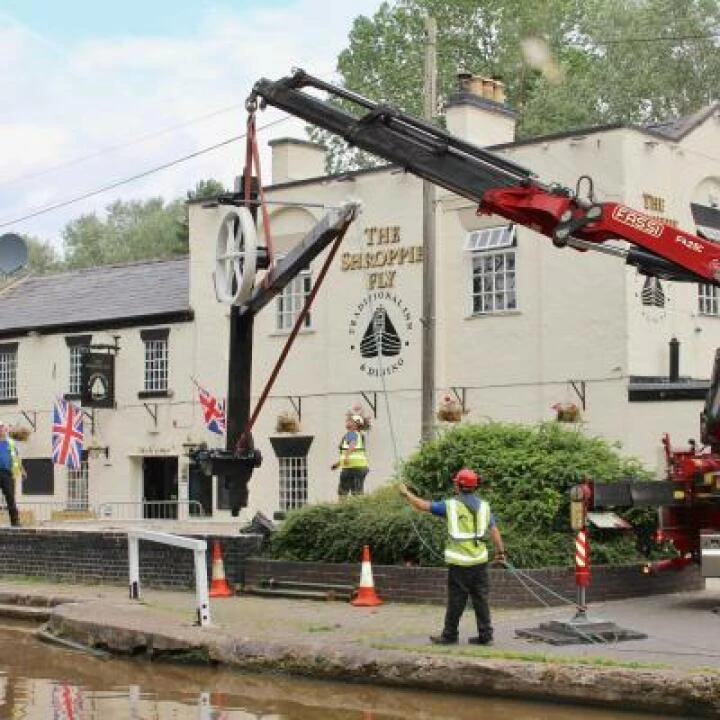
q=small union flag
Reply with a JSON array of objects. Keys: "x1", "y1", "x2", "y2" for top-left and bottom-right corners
[
  {"x1": 197, "y1": 384, "x2": 226, "y2": 435},
  {"x1": 52, "y1": 397, "x2": 84, "y2": 469}
]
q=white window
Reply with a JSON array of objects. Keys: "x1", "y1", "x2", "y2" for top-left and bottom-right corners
[
  {"x1": 276, "y1": 269, "x2": 312, "y2": 331},
  {"x1": 67, "y1": 459, "x2": 88, "y2": 511},
  {"x1": 279, "y1": 456, "x2": 308, "y2": 511},
  {"x1": 698, "y1": 284, "x2": 720, "y2": 316},
  {"x1": 141, "y1": 329, "x2": 169, "y2": 393},
  {"x1": 0, "y1": 343, "x2": 18, "y2": 401},
  {"x1": 467, "y1": 226, "x2": 517, "y2": 315},
  {"x1": 69, "y1": 346, "x2": 85, "y2": 395}
]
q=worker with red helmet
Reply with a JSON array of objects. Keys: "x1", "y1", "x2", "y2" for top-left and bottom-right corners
[{"x1": 399, "y1": 468, "x2": 505, "y2": 645}]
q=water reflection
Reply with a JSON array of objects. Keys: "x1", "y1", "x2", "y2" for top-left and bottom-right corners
[{"x1": 0, "y1": 622, "x2": 673, "y2": 720}]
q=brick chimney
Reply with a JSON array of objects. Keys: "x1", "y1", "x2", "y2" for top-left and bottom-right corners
[
  {"x1": 269, "y1": 138, "x2": 326, "y2": 184},
  {"x1": 445, "y1": 72, "x2": 516, "y2": 147}
]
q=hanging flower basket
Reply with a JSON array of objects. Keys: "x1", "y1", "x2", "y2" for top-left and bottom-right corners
[
  {"x1": 9, "y1": 425, "x2": 31, "y2": 441},
  {"x1": 436, "y1": 394, "x2": 463, "y2": 423},
  {"x1": 275, "y1": 411, "x2": 301, "y2": 434},
  {"x1": 552, "y1": 403, "x2": 581, "y2": 423}
]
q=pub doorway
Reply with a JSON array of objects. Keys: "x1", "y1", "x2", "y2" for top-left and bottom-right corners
[{"x1": 142, "y1": 456, "x2": 178, "y2": 519}]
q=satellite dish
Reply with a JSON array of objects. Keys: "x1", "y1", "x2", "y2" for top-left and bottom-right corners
[
  {"x1": 0, "y1": 234, "x2": 28, "y2": 274},
  {"x1": 213, "y1": 208, "x2": 258, "y2": 305}
]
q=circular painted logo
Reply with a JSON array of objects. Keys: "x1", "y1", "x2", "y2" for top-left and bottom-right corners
[{"x1": 348, "y1": 291, "x2": 414, "y2": 377}]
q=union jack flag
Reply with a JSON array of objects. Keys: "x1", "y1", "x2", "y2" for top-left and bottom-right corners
[
  {"x1": 197, "y1": 384, "x2": 226, "y2": 435},
  {"x1": 52, "y1": 397, "x2": 84, "y2": 469}
]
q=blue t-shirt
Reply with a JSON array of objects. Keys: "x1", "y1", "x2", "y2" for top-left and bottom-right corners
[
  {"x1": 0, "y1": 440, "x2": 13, "y2": 471},
  {"x1": 430, "y1": 497, "x2": 496, "y2": 527},
  {"x1": 342, "y1": 430, "x2": 359, "y2": 446}
]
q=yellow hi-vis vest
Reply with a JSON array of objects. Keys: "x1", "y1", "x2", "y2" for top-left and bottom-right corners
[
  {"x1": 5, "y1": 438, "x2": 20, "y2": 480},
  {"x1": 444, "y1": 497, "x2": 490, "y2": 566},
  {"x1": 339, "y1": 431, "x2": 368, "y2": 469}
]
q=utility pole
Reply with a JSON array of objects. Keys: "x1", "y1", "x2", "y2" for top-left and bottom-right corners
[{"x1": 421, "y1": 16, "x2": 437, "y2": 442}]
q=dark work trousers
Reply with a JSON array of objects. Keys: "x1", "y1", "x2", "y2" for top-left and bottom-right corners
[
  {"x1": 441, "y1": 562, "x2": 492, "y2": 641},
  {"x1": 0, "y1": 468, "x2": 19, "y2": 526},
  {"x1": 338, "y1": 467, "x2": 369, "y2": 496}
]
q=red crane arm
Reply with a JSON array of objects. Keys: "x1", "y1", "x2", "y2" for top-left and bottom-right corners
[{"x1": 249, "y1": 69, "x2": 720, "y2": 286}]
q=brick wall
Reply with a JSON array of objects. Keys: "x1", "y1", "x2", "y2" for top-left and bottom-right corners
[
  {"x1": 0, "y1": 528, "x2": 262, "y2": 589},
  {"x1": 0, "y1": 528, "x2": 704, "y2": 604},
  {"x1": 243, "y1": 558, "x2": 705, "y2": 607}
]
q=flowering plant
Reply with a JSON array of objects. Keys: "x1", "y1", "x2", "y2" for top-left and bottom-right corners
[
  {"x1": 436, "y1": 394, "x2": 463, "y2": 422},
  {"x1": 552, "y1": 402, "x2": 581, "y2": 422},
  {"x1": 275, "y1": 410, "x2": 301, "y2": 434},
  {"x1": 9, "y1": 425, "x2": 31, "y2": 441}
]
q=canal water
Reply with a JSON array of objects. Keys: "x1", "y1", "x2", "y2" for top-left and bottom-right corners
[{"x1": 0, "y1": 621, "x2": 676, "y2": 719}]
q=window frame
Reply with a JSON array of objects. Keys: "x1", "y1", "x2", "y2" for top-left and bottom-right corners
[
  {"x1": 139, "y1": 328, "x2": 170, "y2": 397},
  {"x1": 278, "y1": 455, "x2": 309, "y2": 511},
  {"x1": 698, "y1": 283, "x2": 720, "y2": 317},
  {"x1": 67, "y1": 452, "x2": 89, "y2": 511},
  {"x1": 466, "y1": 226, "x2": 518, "y2": 316},
  {"x1": 275, "y1": 265, "x2": 312, "y2": 332},
  {"x1": 65, "y1": 335, "x2": 92, "y2": 398},
  {"x1": 0, "y1": 342, "x2": 18, "y2": 404}
]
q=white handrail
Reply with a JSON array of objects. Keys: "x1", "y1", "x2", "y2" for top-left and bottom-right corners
[{"x1": 127, "y1": 528, "x2": 211, "y2": 627}]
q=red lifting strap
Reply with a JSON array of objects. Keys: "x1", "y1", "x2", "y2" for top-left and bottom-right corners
[{"x1": 243, "y1": 113, "x2": 275, "y2": 271}]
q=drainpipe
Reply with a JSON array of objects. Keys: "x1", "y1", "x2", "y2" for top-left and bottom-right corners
[{"x1": 669, "y1": 337, "x2": 680, "y2": 382}]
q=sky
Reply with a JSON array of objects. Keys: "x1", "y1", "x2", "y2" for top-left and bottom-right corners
[{"x1": 0, "y1": 0, "x2": 385, "y2": 247}]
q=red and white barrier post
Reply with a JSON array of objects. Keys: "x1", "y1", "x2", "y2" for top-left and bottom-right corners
[{"x1": 574, "y1": 527, "x2": 591, "y2": 621}]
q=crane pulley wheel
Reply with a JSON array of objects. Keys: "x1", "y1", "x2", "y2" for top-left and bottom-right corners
[{"x1": 214, "y1": 207, "x2": 258, "y2": 306}]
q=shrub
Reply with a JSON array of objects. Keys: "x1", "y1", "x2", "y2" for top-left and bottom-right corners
[{"x1": 269, "y1": 421, "x2": 658, "y2": 568}]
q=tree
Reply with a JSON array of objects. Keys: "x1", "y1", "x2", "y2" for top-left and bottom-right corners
[
  {"x1": 313, "y1": 0, "x2": 720, "y2": 170},
  {"x1": 63, "y1": 197, "x2": 186, "y2": 268},
  {"x1": 22, "y1": 234, "x2": 61, "y2": 274},
  {"x1": 61, "y1": 179, "x2": 227, "y2": 269},
  {"x1": 186, "y1": 178, "x2": 227, "y2": 201}
]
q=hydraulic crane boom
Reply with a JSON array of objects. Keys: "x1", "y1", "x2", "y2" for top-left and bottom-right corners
[{"x1": 249, "y1": 68, "x2": 720, "y2": 286}]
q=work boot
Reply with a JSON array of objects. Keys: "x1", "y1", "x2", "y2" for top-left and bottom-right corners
[
  {"x1": 468, "y1": 635, "x2": 493, "y2": 646},
  {"x1": 429, "y1": 635, "x2": 458, "y2": 645}
]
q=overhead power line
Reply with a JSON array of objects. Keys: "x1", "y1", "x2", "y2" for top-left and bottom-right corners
[
  {"x1": 0, "y1": 102, "x2": 247, "y2": 188},
  {"x1": 599, "y1": 32, "x2": 720, "y2": 45},
  {"x1": 0, "y1": 115, "x2": 292, "y2": 230}
]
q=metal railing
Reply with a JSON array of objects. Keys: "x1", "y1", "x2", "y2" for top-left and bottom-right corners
[
  {"x1": 128, "y1": 528, "x2": 210, "y2": 626},
  {"x1": 1, "y1": 500, "x2": 207, "y2": 525},
  {"x1": 97, "y1": 500, "x2": 207, "y2": 521}
]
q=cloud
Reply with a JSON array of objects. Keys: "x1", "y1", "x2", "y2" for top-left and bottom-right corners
[{"x1": 0, "y1": 1, "x2": 382, "y2": 244}]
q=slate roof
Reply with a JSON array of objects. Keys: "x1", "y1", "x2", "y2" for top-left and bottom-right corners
[{"x1": 0, "y1": 257, "x2": 191, "y2": 337}]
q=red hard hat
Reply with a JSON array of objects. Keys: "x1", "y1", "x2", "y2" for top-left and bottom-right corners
[{"x1": 453, "y1": 468, "x2": 479, "y2": 489}]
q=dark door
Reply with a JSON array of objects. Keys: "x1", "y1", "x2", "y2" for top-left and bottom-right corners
[
  {"x1": 188, "y1": 459, "x2": 212, "y2": 516},
  {"x1": 142, "y1": 457, "x2": 178, "y2": 519}
]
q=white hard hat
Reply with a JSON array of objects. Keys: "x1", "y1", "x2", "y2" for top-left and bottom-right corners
[{"x1": 350, "y1": 414, "x2": 364, "y2": 425}]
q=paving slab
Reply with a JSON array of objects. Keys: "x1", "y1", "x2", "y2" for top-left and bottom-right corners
[{"x1": 0, "y1": 576, "x2": 718, "y2": 718}]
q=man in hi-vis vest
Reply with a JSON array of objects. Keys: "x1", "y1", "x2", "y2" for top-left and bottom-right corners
[
  {"x1": 399, "y1": 468, "x2": 505, "y2": 645},
  {"x1": 331, "y1": 414, "x2": 369, "y2": 496},
  {"x1": 0, "y1": 421, "x2": 24, "y2": 527}
]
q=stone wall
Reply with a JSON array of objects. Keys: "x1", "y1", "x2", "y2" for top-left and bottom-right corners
[{"x1": 243, "y1": 558, "x2": 706, "y2": 607}]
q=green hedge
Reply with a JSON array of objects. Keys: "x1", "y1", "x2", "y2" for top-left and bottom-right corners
[{"x1": 269, "y1": 421, "x2": 662, "y2": 568}]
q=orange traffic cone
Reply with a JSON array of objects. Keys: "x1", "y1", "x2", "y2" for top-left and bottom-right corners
[
  {"x1": 351, "y1": 545, "x2": 383, "y2": 606},
  {"x1": 209, "y1": 540, "x2": 233, "y2": 598}
]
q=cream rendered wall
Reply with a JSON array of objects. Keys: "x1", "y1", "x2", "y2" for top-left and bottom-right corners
[
  {"x1": 621, "y1": 128, "x2": 720, "y2": 381},
  {"x1": 254, "y1": 172, "x2": 425, "y2": 508},
  {"x1": 183, "y1": 114, "x2": 719, "y2": 518},
  {"x1": 8, "y1": 319, "x2": 198, "y2": 510},
  {"x1": 436, "y1": 129, "x2": 629, "y2": 444}
]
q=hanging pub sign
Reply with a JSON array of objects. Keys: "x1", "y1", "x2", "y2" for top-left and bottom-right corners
[{"x1": 80, "y1": 352, "x2": 115, "y2": 408}]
